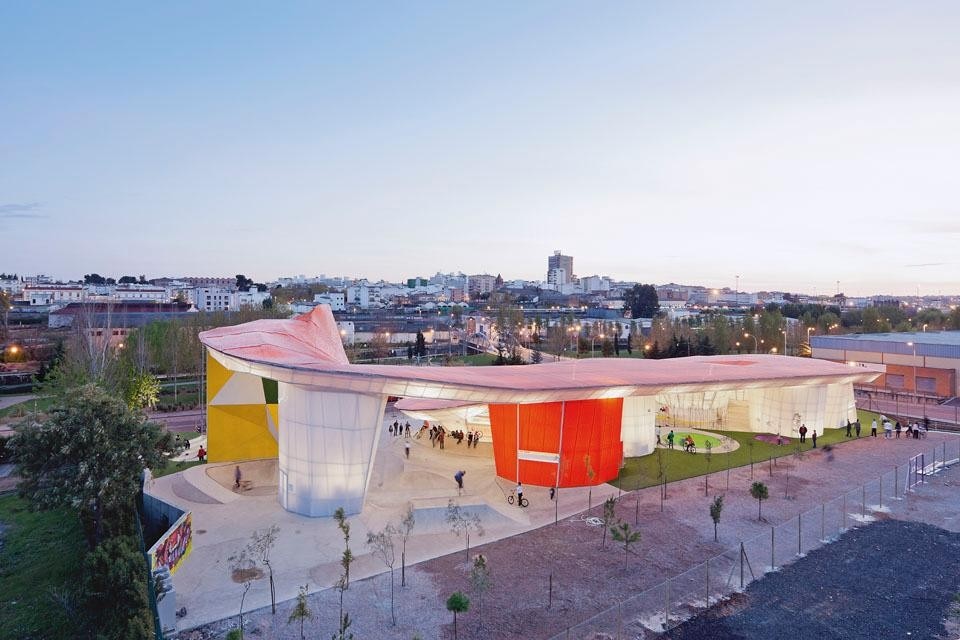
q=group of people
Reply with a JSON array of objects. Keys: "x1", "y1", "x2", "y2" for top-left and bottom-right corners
[
  {"x1": 388, "y1": 420, "x2": 411, "y2": 438},
  {"x1": 658, "y1": 427, "x2": 695, "y2": 453},
  {"x1": 798, "y1": 424, "x2": 818, "y2": 447},
  {"x1": 870, "y1": 415, "x2": 928, "y2": 440}
]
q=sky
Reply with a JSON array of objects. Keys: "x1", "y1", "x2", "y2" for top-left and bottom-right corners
[{"x1": 2, "y1": 1, "x2": 959, "y2": 297}]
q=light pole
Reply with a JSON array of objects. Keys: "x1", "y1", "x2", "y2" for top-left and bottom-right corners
[
  {"x1": 806, "y1": 327, "x2": 815, "y2": 355},
  {"x1": 743, "y1": 332, "x2": 758, "y2": 353},
  {"x1": 782, "y1": 330, "x2": 787, "y2": 356},
  {"x1": 591, "y1": 333, "x2": 605, "y2": 358}
]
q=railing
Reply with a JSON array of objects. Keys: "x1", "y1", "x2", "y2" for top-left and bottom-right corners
[{"x1": 552, "y1": 439, "x2": 960, "y2": 639}]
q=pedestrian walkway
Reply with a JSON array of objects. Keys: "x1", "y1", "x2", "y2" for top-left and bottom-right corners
[{"x1": 158, "y1": 408, "x2": 600, "y2": 632}]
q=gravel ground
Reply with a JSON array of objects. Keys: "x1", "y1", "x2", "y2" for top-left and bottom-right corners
[
  {"x1": 185, "y1": 434, "x2": 960, "y2": 640},
  {"x1": 663, "y1": 519, "x2": 960, "y2": 640}
]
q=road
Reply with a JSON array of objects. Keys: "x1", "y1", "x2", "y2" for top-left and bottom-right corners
[
  {"x1": 148, "y1": 408, "x2": 205, "y2": 433},
  {"x1": 859, "y1": 396, "x2": 960, "y2": 426},
  {"x1": 0, "y1": 394, "x2": 34, "y2": 411}
]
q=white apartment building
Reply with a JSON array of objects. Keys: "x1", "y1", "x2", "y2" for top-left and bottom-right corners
[
  {"x1": 0, "y1": 277, "x2": 23, "y2": 296},
  {"x1": 314, "y1": 292, "x2": 346, "y2": 311},
  {"x1": 192, "y1": 287, "x2": 234, "y2": 312},
  {"x1": 113, "y1": 285, "x2": 169, "y2": 303},
  {"x1": 345, "y1": 283, "x2": 383, "y2": 309},
  {"x1": 235, "y1": 287, "x2": 272, "y2": 309},
  {"x1": 580, "y1": 275, "x2": 611, "y2": 293},
  {"x1": 23, "y1": 284, "x2": 86, "y2": 306}
]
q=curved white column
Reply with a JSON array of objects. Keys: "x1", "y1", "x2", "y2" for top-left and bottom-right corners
[
  {"x1": 621, "y1": 396, "x2": 658, "y2": 457},
  {"x1": 277, "y1": 383, "x2": 385, "y2": 517}
]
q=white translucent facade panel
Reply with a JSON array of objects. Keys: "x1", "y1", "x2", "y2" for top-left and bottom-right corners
[
  {"x1": 824, "y1": 382, "x2": 857, "y2": 428},
  {"x1": 746, "y1": 385, "x2": 826, "y2": 437},
  {"x1": 277, "y1": 384, "x2": 386, "y2": 517},
  {"x1": 652, "y1": 390, "x2": 738, "y2": 430},
  {"x1": 621, "y1": 396, "x2": 658, "y2": 457}
]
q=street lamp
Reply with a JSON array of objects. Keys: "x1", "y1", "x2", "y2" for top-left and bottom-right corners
[
  {"x1": 743, "y1": 332, "x2": 758, "y2": 353},
  {"x1": 781, "y1": 330, "x2": 787, "y2": 356},
  {"x1": 591, "y1": 333, "x2": 605, "y2": 358},
  {"x1": 806, "y1": 327, "x2": 815, "y2": 353}
]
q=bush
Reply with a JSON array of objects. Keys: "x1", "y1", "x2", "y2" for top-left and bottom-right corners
[{"x1": 82, "y1": 535, "x2": 154, "y2": 639}]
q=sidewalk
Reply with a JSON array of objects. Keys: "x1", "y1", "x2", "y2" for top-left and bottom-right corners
[{"x1": 159, "y1": 408, "x2": 602, "y2": 633}]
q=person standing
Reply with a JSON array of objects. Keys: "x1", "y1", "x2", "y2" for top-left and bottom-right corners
[
  {"x1": 895, "y1": 421, "x2": 902, "y2": 439},
  {"x1": 196, "y1": 446, "x2": 206, "y2": 463},
  {"x1": 405, "y1": 441, "x2": 411, "y2": 459},
  {"x1": 234, "y1": 465, "x2": 242, "y2": 490},
  {"x1": 667, "y1": 430, "x2": 675, "y2": 449},
  {"x1": 405, "y1": 422, "x2": 411, "y2": 437},
  {"x1": 871, "y1": 419, "x2": 878, "y2": 437},
  {"x1": 845, "y1": 420, "x2": 852, "y2": 438},
  {"x1": 439, "y1": 430, "x2": 445, "y2": 450},
  {"x1": 473, "y1": 432, "x2": 481, "y2": 448},
  {"x1": 467, "y1": 432, "x2": 474, "y2": 447},
  {"x1": 884, "y1": 420, "x2": 893, "y2": 439},
  {"x1": 811, "y1": 430, "x2": 817, "y2": 448},
  {"x1": 655, "y1": 425, "x2": 662, "y2": 446},
  {"x1": 799, "y1": 424, "x2": 808, "y2": 443},
  {"x1": 454, "y1": 470, "x2": 465, "y2": 494},
  {"x1": 855, "y1": 420, "x2": 861, "y2": 438},
  {"x1": 516, "y1": 482, "x2": 524, "y2": 507}
]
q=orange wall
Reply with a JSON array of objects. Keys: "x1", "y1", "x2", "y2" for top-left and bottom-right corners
[
  {"x1": 878, "y1": 364, "x2": 955, "y2": 397},
  {"x1": 488, "y1": 399, "x2": 623, "y2": 487}
]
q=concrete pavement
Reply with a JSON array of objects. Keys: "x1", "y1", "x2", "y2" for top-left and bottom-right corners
[{"x1": 156, "y1": 408, "x2": 602, "y2": 632}]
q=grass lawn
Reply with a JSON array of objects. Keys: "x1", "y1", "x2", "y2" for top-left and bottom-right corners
[
  {"x1": 0, "y1": 396, "x2": 55, "y2": 420},
  {"x1": 615, "y1": 409, "x2": 880, "y2": 491},
  {"x1": 152, "y1": 459, "x2": 203, "y2": 479},
  {"x1": 0, "y1": 494, "x2": 85, "y2": 639},
  {"x1": 456, "y1": 353, "x2": 499, "y2": 366}
]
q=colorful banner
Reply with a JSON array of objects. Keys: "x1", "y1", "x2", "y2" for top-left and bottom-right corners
[{"x1": 149, "y1": 512, "x2": 193, "y2": 575}]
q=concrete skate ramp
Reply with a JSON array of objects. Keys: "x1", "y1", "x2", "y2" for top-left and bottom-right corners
[{"x1": 206, "y1": 458, "x2": 278, "y2": 493}]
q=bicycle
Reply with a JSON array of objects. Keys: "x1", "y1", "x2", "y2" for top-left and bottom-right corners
[{"x1": 507, "y1": 489, "x2": 529, "y2": 507}]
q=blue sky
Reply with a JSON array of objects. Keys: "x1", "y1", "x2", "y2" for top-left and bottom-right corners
[{"x1": 2, "y1": 2, "x2": 958, "y2": 296}]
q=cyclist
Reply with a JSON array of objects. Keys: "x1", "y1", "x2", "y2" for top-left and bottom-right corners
[{"x1": 516, "y1": 482, "x2": 524, "y2": 507}]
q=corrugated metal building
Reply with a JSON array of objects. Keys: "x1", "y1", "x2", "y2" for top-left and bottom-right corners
[{"x1": 812, "y1": 331, "x2": 960, "y2": 397}]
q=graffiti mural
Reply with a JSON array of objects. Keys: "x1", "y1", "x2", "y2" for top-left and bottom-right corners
[{"x1": 149, "y1": 512, "x2": 193, "y2": 575}]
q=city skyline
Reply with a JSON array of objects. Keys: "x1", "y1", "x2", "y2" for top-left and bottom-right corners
[{"x1": 3, "y1": 2, "x2": 959, "y2": 297}]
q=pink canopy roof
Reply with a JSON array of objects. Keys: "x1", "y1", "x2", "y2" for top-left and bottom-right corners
[{"x1": 200, "y1": 307, "x2": 882, "y2": 403}]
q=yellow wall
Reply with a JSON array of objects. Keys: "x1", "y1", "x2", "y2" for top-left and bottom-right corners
[{"x1": 206, "y1": 352, "x2": 279, "y2": 462}]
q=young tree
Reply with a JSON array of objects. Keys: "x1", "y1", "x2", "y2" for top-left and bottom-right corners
[
  {"x1": 601, "y1": 496, "x2": 616, "y2": 548},
  {"x1": 609, "y1": 520, "x2": 641, "y2": 567},
  {"x1": 446, "y1": 499, "x2": 484, "y2": 562},
  {"x1": 287, "y1": 584, "x2": 312, "y2": 640},
  {"x1": 710, "y1": 495, "x2": 724, "y2": 542},
  {"x1": 366, "y1": 524, "x2": 399, "y2": 626},
  {"x1": 332, "y1": 507, "x2": 355, "y2": 640},
  {"x1": 446, "y1": 591, "x2": 470, "y2": 640},
  {"x1": 248, "y1": 524, "x2": 280, "y2": 614},
  {"x1": 750, "y1": 481, "x2": 769, "y2": 521},
  {"x1": 227, "y1": 544, "x2": 257, "y2": 639},
  {"x1": 123, "y1": 371, "x2": 161, "y2": 411},
  {"x1": 10, "y1": 384, "x2": 174, "y2": 549},
  {"x1": 400, "y1": 502, "x2": 416, "y2": 587},
  {"x1": 469, "y1": 554, "x2": 492, "y2": 630}
]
